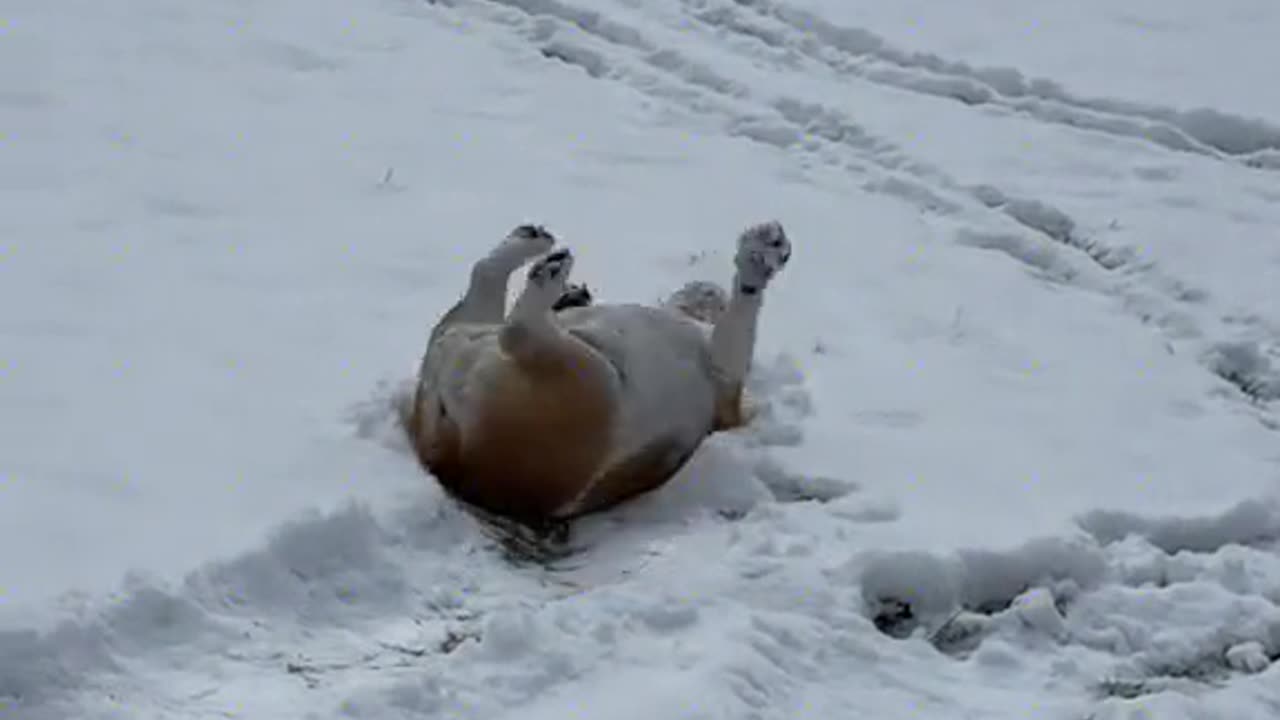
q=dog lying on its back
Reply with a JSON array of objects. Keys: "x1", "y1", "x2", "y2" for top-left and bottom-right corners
[{"x1": 407, "y1": 222, "x2": 792, "y2": 524}]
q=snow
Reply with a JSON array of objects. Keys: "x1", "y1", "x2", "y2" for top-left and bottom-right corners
[
  {"x1": 3, "y1": 0, "x2": 1280, "y2": 718},
  {"x1": 778, "y1": 0, "x2": 1280, "y2": 125}
]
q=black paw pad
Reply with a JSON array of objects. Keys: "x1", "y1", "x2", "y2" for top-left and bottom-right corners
[
  {"x1": 553, "y1": 283, "x2": 593, "y2": 311},
  {"x1": 514, "y1": 224, "x2": 553, "y2": 241}
]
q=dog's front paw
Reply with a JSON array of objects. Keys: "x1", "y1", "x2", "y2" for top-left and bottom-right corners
[
  {"x1": 491, "y1": 224, "x2": 557, "y2": 267},
  {"x1": 526, "y1": 248, "x2": 574, "y2": 290}
]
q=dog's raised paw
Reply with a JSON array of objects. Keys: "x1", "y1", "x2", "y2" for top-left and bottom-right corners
[
  {"x1": 735, "y1": 221, "x2": 791, "y2": 292},
  {"x1": 492, "y1": 224, "x2": 557, "y2": 268},
  {"x1": 527, "y1": 247, "x2": 574, "y2": 288}
]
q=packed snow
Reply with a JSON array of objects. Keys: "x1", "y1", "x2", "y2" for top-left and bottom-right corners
[{"x1": 3, "y1": 0, "x2": 1280, "y2": 718}]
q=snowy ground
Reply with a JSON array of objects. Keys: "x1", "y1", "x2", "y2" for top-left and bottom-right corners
[{"x1": 3, "y1": 0, "x2": 1280, "y2": 717}]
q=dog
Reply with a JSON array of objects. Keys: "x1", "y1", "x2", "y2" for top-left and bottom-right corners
[{"x1": 406, "y1": 221, "x2": 792, "y2": 525}]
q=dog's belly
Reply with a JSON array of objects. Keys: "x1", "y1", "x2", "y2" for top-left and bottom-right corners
[
  {"x1": 558, "y1": 304, "x2": 719, "y2": 513},
  {"x1": 418, "y1": 304, "x2": 720, "y2": 519}
]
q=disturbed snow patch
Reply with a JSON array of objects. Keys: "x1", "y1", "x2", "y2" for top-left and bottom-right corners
[
  {"x1": 350, "y1": 348, "x2": 859, "y2": 550},
  {"x1": 853, "y1": 535, "x2": 1107, "y2": 642},
  {"x1": 1078, "y1": 498, "x2": 1280, "y2": 554},
  {"x1": 850, "y1": 498, "x2": 1280, "y2": 705}
]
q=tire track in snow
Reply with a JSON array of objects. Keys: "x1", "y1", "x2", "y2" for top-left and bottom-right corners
[
  {"x1": 439, "y1": 0, "x2": 1280, "y2": 413},
  {"x1": 454, "y1": 0, "x2": 1105, "y2": 254},
  {"x1": 677, "y1": 0, "x2": 1280, "y2": 407},
  {"x1": 721, "y1": 0, "x2": 1280, "y2": 171}
]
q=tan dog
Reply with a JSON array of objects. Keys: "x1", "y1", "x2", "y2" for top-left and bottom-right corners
[{"x1": 407, "y1": 222, "x2": 792, "y2": 524}]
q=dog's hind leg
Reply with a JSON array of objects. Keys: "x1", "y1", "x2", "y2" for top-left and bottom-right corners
[
  {"x1": 410, "y1": 225, "x2": 556, "y2": 475},
  {"x1": 452, "y1": 248, "x2": 621, "y2": 521}
]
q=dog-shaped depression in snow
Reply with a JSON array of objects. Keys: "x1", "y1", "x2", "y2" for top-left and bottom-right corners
[{"x1": 406, "y1": 221, "x2": 792, "y2": 524}]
